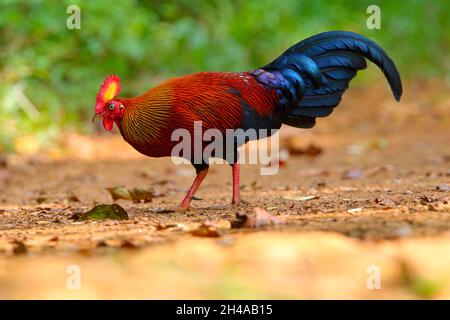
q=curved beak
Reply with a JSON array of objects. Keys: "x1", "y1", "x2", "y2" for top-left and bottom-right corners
[{"x1": 91, "y1": 113, "x2": 103, "y2": 123}]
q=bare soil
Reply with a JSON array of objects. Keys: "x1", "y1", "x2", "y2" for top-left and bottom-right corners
[{"x1": 0, "y1": 80, "x2": 449, "y2": 299}]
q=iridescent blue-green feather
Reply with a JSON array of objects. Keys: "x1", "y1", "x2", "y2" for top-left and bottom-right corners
[{"x1": 251, "y1": 31, "x2": 403, "y2": 128}]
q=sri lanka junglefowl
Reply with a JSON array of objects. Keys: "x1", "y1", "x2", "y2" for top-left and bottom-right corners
[{"x1": 93, "y1": 31, "x2": 402, "y2": 210}]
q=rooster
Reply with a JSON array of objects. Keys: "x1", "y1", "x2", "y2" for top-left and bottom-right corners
[{"x1": 94, "y1": 31, "x2": 402, "y2": 210}]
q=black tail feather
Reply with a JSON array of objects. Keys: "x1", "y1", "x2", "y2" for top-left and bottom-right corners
[{"x1": 258, "y1": 31, "x2": 403, "y2": 128}]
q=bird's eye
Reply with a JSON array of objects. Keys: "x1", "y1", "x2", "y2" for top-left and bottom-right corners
[{"x1": 108, "y1": 103, "x2": 115, "y2": 110}]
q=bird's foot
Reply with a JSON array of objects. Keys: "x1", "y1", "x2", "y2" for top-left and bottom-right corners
[
  {"x1": 175, "y1": 205, "x2": 190, "y2": 213},
  {"x1": 174, "y1": 206, "x2": 187, "y2": 213}
]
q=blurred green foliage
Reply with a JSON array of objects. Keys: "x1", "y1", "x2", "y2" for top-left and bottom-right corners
[{"x1": 0, "y1": 0, "x2": 449, "y2": 152}]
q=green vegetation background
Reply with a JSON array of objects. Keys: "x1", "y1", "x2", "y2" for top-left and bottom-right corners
[{"x1": 0, "y1": 0, "x2": 449, "y2": 152}]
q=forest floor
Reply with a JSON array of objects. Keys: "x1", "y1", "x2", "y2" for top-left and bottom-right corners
[{"x1": 0, "y1": 80, "x2": 449, "y2": 299}]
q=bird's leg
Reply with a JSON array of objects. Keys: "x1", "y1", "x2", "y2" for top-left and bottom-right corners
[
  {"x1": 180, "y1": 164, "x2": 209, "y2": 209},
  {"x1": 231, "y1": 162, "x2": 240, "y2": 205}
]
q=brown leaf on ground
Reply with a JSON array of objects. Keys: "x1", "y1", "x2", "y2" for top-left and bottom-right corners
[
  {"x1": 366, "y1": 165, "x2": 396, "y2": 177},
  {"x1": 96, "y1": 239, "x2": 138, "y2": 249},
  {"x1": 376, "y1": 196, "x2": 400, "y2": 208},
  {"x1": 210, "y1": 220, "x2": 232, "y2": 230},
  {"x1": 106, "y1": 186, "x2": 132, "y2": 201},
  {"x1": 131, "y1": 187, "x2": 161, "y2": 202},
  {"x1": 120, "y1": 240, "x2": 139, "y2": 249},
  {"x1": 190, "y1": 223, "x2": 222, "y2": 238},
  {"x1": 69, "y1": 211, "x2": 82, "y2": 220},
  {"x1": 67, "y1": 193, "x2": 80, "y2": 202},
  {"x1": 106, "y1": 186, "x2": 163, "y2": 203},
  {"x1": 35, "y1": 196, "x2": 47, "y2": 204},
  {"x1": 342, "y1": 168, "x2": 364, "y2": 180},
  {"x1": 11, "y1": 240, "x2": 27, "y2": 255},
  {"x1": 297, "y1": 168, "x2": 331, "y2": 177},
  {"x1": 338, "y1": 186, "x2": 359, "y2": 192},
  {"x1": 0, "y1": 155, "x2": 8, "y2": 168},
  {"x1": 436, "y1": 183, "x2": 449, "y2": 192},
  {"x1": 48, "y1": 236, "x2": 58, "y2": 242},
  {"x1": 230, "y1": 212, "x2": 249, "y2": 228},
  {"x1": 155, "y1": 222, "x2": 179, "y2": 231},
  {"x1": 282, "y1": 195, "x2": 318, "y2": 201},
  {"x1": 293, "y1": 144, "x2": 323, "y2": 157},
  {"x1": 231, "y1": 207, "x2": 284, "y2": 229},
  {"x1": 283, "y1": 136, "x2": 323, "y2": 157}
]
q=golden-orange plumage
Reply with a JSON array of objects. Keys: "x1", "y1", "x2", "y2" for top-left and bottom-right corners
[{"x1": 116, "y1": 72, "x2": 279, "y2": 158}]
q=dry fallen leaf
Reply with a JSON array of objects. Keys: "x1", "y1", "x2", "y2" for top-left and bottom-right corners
[
  {"x1": 67, "y1": 193, "x2": 80, "y2": 202},
  {"x1": 284, "y1": 137, "x2": 323, "y2": 157},
  {"x1": 35, "y1": 196, "x2": 47, "y2": 204},
  {"x1": 96, "y1": 239, "x2": 138, "y2": 248},
  {"x1": 436, "y1": 183, "x2": 449, "y2": 192},
  {"x1": 347, "y1": 208, "x2": 363, "y2": 214},
  {"x1": 11, "y1": 240, "x2": 27, "y2": 255},
  {"x1": 298, "y1": 168, "x2": 331, "y2": 177},
  {"x1": 190, "y1": 223, "x2": 222, "y2": 238},
  {"x1": 338, "y1": 186, "x2": 359, "y2": 192},
  {"x1": 106, "y1": 186, "x2": 163, "y2": 203},
  {"x1": 342, "y1": 169, "x2": 363, "y2": 180},
  {"x1": 210, "y1": 220, "x2": 232, "y2": 230},
  {"x1": 106, "y1": 186, "x2": 132, "y2": 201},
  {"x1": 231, "y1": 207, "x2": 284, "y2": 229},
  {"x1": 154, "y1": 222, "x2": 178, "y2": 231},
  {"x1": 366, "y1": 165, "x2": 396, "y2": 177},
  {"x1": 0, "y1": 155, "x2": 8, "y2": 168},
  {"x1": 282, "y1": 195, "x2": 318, "y2": 201},
  {"x1": 294, "y1": 144, "x2": 323, "y2": 157},
  {"x1": 131, "y1": 187, "x2": 159, "y2": 202},
  {"x1": 376, "y1": 197, "x2": 399, "y2": 208},
  {"x1": 120, "y1": 240, "x2": 139, "y2": 249}
]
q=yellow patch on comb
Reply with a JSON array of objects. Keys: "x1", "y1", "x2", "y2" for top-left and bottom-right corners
[
  {"x1": 103, "y1": 82, "x2": 118, "y2": 101},
  {"x1": 96, "y1": 75, "x2": 121, "y2": 113}
]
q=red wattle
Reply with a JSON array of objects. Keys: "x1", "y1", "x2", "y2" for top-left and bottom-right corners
[{"x1": 102, "y1": 117, "x2": 114, "y2": 131}]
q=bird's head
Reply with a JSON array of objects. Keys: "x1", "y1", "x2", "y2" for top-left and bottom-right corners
[{"x1": 93, "y1": 75, "x2": 125, "y2": 131}]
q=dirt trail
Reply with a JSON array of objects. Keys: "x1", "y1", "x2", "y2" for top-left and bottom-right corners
[{"x1": 0, "y1": 80, "x2": 449, "y2": 299}]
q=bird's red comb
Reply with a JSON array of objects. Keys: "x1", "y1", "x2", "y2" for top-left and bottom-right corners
[{"x1": 96, "y1": 75, "x2": 121, "y2": 113}]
